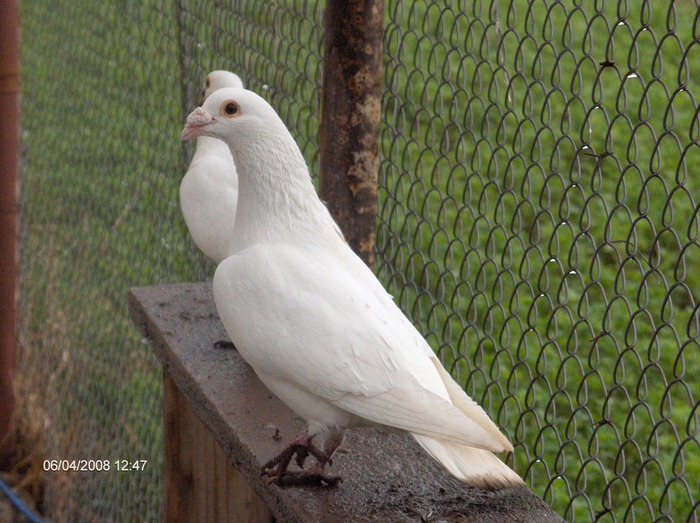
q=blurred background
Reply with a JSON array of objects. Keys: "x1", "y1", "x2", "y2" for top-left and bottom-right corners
[{"x1": 6, "y1": 0, "x2": 699, "y2": 521}]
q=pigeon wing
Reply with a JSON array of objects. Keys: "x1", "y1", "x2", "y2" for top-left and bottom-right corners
[{"x1": 213, "y1": 241, "x2": 511, "y2": 452}]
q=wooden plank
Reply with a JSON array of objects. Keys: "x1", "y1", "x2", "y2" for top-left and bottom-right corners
[
  {"x1": 214, "y1": 437, "x2": 227, "y2": 521},
  {"x1": 163, "y1": 372, "x2": 194, "y2": 522},
  {"x1": 163, "y1": 372, "x2": 272, "y2": 522}
]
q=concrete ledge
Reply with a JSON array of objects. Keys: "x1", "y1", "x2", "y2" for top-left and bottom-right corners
[{"x1": 129, "y1": 282, "x2": 563, "y2": 522}]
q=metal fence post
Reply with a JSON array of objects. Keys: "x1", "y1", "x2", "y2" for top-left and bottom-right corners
[
  {"x1": 319, "y1": 0, "x2": 384, "y2": 269},
  {"x1": 0, "y1": 0, "x2": 20, "y2": 465}
]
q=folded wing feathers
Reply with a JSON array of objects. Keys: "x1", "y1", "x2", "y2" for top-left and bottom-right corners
[{"x1": 334, "y1": 381, "x2": 507, "y2": 453}]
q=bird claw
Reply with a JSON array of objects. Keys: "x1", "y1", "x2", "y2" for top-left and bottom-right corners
[
  {"x1": 262, "y1": 463, "x2": 341, "y2": 488},
  {"x1": 261, "y1": 438, "x2": 340, "y2": 488},
  {"x1": 294, "y1": 447, "x2": 309, "y2": 468},
  {"x1": 292, "y1": 445, "x2": 331, "y2": 469},
  {"x1": 273, "y1": 470, "x2": 342, "y2": 488}
]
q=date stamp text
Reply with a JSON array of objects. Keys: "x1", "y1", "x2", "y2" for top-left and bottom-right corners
[{"x1": 43, "y1": 459, "x2": 148, "y2": 472}]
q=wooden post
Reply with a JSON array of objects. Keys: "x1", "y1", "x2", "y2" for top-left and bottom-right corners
[
  {"x1": 163, "y1": 373, "x2": 273, "y2": 522},
  {"x1": 319, "y1": 0, "x2": 385, "y2": 269},
  {"x1": 0, "y1": 0, "x2": 21, "y2": 466}
]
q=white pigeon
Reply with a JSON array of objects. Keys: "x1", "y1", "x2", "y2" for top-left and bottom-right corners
[
  {"x1": 180, "y1": 70, "x2": 244, "y2": 263},
  {"x1": 180, "y1": 88, "x2": 525, "y2": 489}
]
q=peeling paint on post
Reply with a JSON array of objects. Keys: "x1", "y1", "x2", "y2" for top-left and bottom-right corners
[{"x1": 319, "y1": 0, "x2": 384, "y2": 269}]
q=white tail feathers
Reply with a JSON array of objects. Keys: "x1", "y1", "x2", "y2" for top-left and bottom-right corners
[{"x1": 413, "y1": 433, "x2": 525, "y2": 490}]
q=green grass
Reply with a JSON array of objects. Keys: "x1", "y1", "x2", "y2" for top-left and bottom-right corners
[{"x1": 18, "y1": 0, "x2": 699, "y2": 521}]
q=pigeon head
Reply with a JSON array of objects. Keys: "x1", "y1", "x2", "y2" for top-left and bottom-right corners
[
  {"x1": 201, "y1": 70, "x2": 244, "y2": 104},
  {"x1": 181, "y1": 87, "x2": 282, "y2": 147}
]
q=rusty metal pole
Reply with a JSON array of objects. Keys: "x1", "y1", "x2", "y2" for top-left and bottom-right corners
[
  {"x1": 319, "y1": 0, "x2": 384, "y2": 269},
  {"x1": 0, "y1": 0, "x2": 21, "y2": 464}
]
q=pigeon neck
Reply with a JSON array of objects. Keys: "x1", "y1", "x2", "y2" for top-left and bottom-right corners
[
  {"x1": 229, "y1": 128, "x2": 339, "y2": 252},
  {"x1": 192, "y1": 136, "x2": 229, "y2": 161}
]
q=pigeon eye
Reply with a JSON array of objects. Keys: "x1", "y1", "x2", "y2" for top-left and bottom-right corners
[
  {"x1": 205, "y1": 77, "x2": 210, "y2": 88},
  {"x1": 222, "y1": 101, "x2": 240, "y2": 117}
]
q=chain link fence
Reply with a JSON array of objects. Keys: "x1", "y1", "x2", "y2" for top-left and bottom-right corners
[
  {"x1": 378, "y1": 1, "x2": 700, "y2": 520},
  {"x1": 17, "y1": 0, "x2": 699, "y2": 521}
]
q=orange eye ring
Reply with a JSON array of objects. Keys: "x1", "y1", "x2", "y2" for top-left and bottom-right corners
[{"x1": 222, "y1": 101, "x2": 240, "y2": 117}]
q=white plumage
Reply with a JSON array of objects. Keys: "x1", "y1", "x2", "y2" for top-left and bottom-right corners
[
  {"x1": 180, "y1": 70, "x2": 244, "y2": 263},
  {"x1": 180, "y1": 87, "x2": 524, "y2": 489}
]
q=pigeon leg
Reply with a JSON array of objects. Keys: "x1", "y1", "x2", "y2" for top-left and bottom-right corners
[{"x1": 262, "y1": 430, "x2": 342, "y2": 487}]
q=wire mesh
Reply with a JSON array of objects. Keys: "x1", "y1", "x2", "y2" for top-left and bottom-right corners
[
  {"x1": 377, "y1": 1, "x2": 700, "y2": 521},
  {"x1": 19, "y1": 2, "x2": 182, "y2": 520},
  {"x1": 177, "y1": 0, "x2": 325, "y2": 176},
  {"x1": 16, "y1": 0, "x2": 700, "y2": 521},
  {"x1": 18, "y1": 1, "x2": 324, "y2": 521}
]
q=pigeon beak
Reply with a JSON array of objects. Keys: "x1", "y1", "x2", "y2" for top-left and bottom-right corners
[{"x1": 181, "y1": 107, "x2": 217, "y2": 141}]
